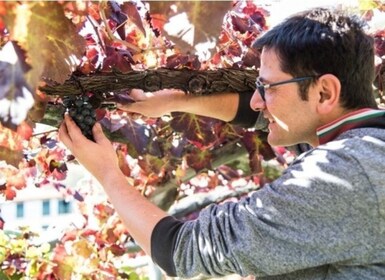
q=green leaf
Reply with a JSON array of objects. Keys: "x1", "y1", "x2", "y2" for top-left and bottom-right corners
[
  {"x1": 0, "y1": 270, "x2": 22, "y2": 280},
  {"x1": 0, "y1": 247, "x2": 7, "y2": 263}
]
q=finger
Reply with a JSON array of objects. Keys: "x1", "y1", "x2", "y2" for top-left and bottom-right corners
[
  {"x1": 92, "y1": 122, "x2": 109, "y2": 144},
  {"x1": 58, "y1": 117, "x2": 73, "y2": 151},
  {"x1": 64, "y1": 113, "x2": 83, "y2": 136},
  {"x1": 63, "y1": 113, "x2": 91, "y2": 146},
  {"x1": 116, "y1": 102, "x2": 143, "y2": 114},
  {"x1": 116, "y1": 102, "x2": 133, "y2": 111},
  {"x1": 129, "y1": 89, "x2": 145, "y2": 100},
  {"x1": 120, "y1": 112, "x2": 142, "y2": 120}
]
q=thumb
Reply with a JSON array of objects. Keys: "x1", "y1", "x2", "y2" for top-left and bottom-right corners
[{"x1": 92, "y1": 122, "x2": 109, "y2": 144}]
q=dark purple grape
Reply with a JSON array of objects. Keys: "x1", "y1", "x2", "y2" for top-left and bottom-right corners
[{"x1": 62, "y1": 95, "x2": 97, "y2": 141}]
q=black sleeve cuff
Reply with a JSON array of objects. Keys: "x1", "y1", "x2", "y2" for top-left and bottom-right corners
[
  {"x1": 230, "y1": 93, "x2": 261, "y2": 127},
  {"x1": 151, "y1": 216, "x2": 184, "y2": 276}
]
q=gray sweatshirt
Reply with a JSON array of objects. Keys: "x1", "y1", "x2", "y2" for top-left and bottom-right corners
[{"x1": 151, "y1": 108, "x2": 385, "y2": 279}]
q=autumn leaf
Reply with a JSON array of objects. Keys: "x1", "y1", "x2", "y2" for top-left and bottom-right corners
[
  {"x1": 4, "y1": 187, "x2": 16, "y2": 200},
  {"x1": 117, "y1": 146, "x2": 131, "y2": 176},
  {"x1": 241, "y1": 131, "x2": 276, "y2": 174},
  {"x1": 107, "y1": 1, "x2": 128, "y2": 40},
  {"x1": 0, "y1": 121, "x2": 28, "y2": 167},
  {"x1": 102, "y1": 46, "x2": 133, "y2": 73},
  {"x1": 109, "y1": 244, "x2": 126, "y2": 256},
  {"x1": 5, "y1": 2, "x2": 86, "y2": 85},
  {"x1": 122, "y1": 2, "x2": 146, "y2": 37},
  {"x1": 186, "y1": 148, "x2": 212, "y2": 173},
  {"x1": 101, "y1": 116, "x2": 155, "y2": 155},
  {"x1": 0, "y1": 146, "x2": 23, "y2": 167},
  {"x1": 0, "y1": 165, "x2": 27, "y2": 200},
  {"x1": 170, "y1": 112, "x2": 223, "y2": 149},
  {"x1": 72, "y1": 239, "x2": 94, "y2": 259},
  {"x1": 137, "y1": 154, "x2": 168, "y2": 179},
  {"x1": 358, "y1": 0, "x2": 378, "y2": 10},
  {"x1": 149, "y1": 1, "x2": 231, "y2": 52},
  {"x1": 52, "y1": 244, "x2": 75, "y2": 280}
]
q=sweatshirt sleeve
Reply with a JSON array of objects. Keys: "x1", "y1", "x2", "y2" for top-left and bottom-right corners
[
  {"x1": 150, "y1": 216, "x2": 184, "y2": 276},
  {"x1": 230, "y1": 93, "x2": 261, "y2": 127},
  {"x1": 170, "y1": 143, "x2": 381, "y2": 278}
]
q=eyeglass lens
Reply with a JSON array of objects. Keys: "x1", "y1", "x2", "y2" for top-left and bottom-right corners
[{"x1": 255, "y1": 79, "x2": 266, "y2": 101}]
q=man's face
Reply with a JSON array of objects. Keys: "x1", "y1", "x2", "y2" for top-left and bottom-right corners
[{"x1": 250, "y1": 48, "x2": 320, "y2": 147}]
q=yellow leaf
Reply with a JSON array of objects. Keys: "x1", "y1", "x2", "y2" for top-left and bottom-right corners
[
  {"x1": 12, "y1": 3, "x2": 31, "y2": 45},
  {"x1": 73, "y1": 239, "x2": 94, "y2": 259},
  {"x1": 7, "y1": 2, "x2": 86, "y2": 86},
  {"x1": 0, "y1": 231, "x2": 9, "y2": 246},
  {"x1": 358, "y1": 0, "x2": 378, "y2": 10}
]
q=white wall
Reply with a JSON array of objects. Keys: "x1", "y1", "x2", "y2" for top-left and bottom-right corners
[
  {"x1": 0, "y1": 163, "x2": 102, "y2": 242},
  {"x1": 1, "y1": 197, "x2": 81, "y2": 233}
]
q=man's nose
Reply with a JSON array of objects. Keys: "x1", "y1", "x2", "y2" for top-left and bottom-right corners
[{"x1": 250, "y1": 89, "x2": 266, "y2": 111}]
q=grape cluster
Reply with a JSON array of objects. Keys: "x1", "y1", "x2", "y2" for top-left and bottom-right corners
[{"x1": 63, "y1": 95, "x2": 96, "y2": 141}]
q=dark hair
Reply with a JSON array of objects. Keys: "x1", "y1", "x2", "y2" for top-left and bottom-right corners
[{"x1": 253, "y1": 7, "x2": 378, "y2": 109}]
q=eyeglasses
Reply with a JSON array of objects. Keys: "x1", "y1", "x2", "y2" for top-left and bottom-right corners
[{"x1": 255, "y1": 76, "x2": 317, "y2": 101}]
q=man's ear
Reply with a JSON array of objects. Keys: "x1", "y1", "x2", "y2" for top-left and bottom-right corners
[{"x1": 316, "y1": 74, "x2": 341, "y2": 115}]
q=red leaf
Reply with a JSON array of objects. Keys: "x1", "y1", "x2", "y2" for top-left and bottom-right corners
[
  {"x1": 166, "y1": 54, "x2": 201, "y2": 69},
  {"x1": 0, "y1": 125, "x2": 23, "y2": 150},
  {"x1": 117, "y1": 147, "x2": 131, "y2": 176},
  {"x1": 242, "y1": 47, "x2": 260, "y2": 68},
  {"x1": 0, "y1": 217, "x2": 4, "y2": 230},
  {"x1": 102, "y1": 46, "x2": 133, "y2": 73},
  {"x1": 51, "y1": 168, "x2": 67, "y2": 181},
  {"x1": 95, "y1": 108, "x2": 107, "y2": 121},
  {"x1": 81, "y1": 229, "x2": 98, "y2": 237},
  {"x1": 52, "y1": 244, "x2": 74, "y2": 280},
  {"x1": 61, "y1": 230, "x2": 78, "y2": 243},
  {"x1": 106, "y1": 228, "x2": 119, "y2": 243},
  {"x1": 87, "y1": 2, "x2": 100, "y2": 21},
  {"x1": 16, "y1": 121, "x2": 33, "y2": 140},
  {"x1": 121, "y1": 2, "x2": 146, "y2": 36},
  {"x1": 4, "y1": 187, "x2": 16, "y2": 200},
  {"x1": 107, "y1": 1, "x2": 128, "y2": 40},
  {"x1": 375, "y1": 33, "x2": 385, "y2": 57},
  {"x1": 186, "y1": 149, "x2": 212, "y2": 172},
  {"x1": 145, "y1": 13, "x2": 164, "y2": 37},
  {"x1": 170, "y1": 113, "x2": 224, "y2": 149},
  {"x1": 227, "y1": 41, "x2": 242, "y2": 57},
  {"x1": 7, "y1": 173, "x2": 26, "y2": 190},
  {"x1": 241, "y1": 131, "x2": 276, "y2": 174},
  {"x1": 230, "y1": 13, "x2": 251, "y2": 33},
  {"x1": 109, "y1": 244, "x2": 126, "y2": 256},
  {"x1": 166, "y1": 53, "x2": 189, "y2": 69},
  {"x1": 101, "y1": 116, "x2": 155, "y2": 155}
]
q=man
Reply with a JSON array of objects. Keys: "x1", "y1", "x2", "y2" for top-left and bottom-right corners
[{"x1": 59, "y1": 7, "x2": 385, "y2": 279}]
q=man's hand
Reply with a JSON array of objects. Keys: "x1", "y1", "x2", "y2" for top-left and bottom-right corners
[
  {"x1": 58, "y1": 113, "x2": 169, "y2": 257},
  {"x1": 58, "y1": 113, "x2": 120, "y2": 185},
  {"x1": 117, "y1": 89, "x2": 186, "y2": 118}
]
